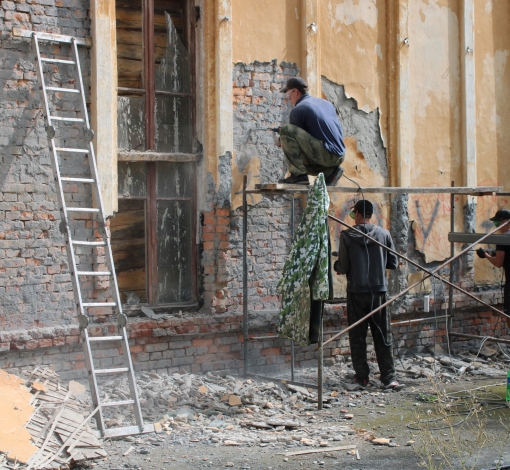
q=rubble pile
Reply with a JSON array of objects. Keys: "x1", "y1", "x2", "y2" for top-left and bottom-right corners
[
  {"x1": 73, "y1": 345, "x2": 510, "y2": 449},
  {"x1": 394, "y1": 345, "x2": 510, "y2": 381}
]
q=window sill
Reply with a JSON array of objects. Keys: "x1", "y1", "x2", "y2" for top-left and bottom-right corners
[
  {"x1": 122, "y1": 302, "x2": 199, "y2": 317},
  {"x1": 118, "y1": 151, "x2": 202, "y2": 162}
]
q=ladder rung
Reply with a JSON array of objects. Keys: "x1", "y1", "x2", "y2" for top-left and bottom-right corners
[
  {"x1": 61, "y1": 177, "x2": 95, "y2": 183},
  {"x1": 55, "y1": 148, "x2": 90, "y2": 153},
  {"x1": 82, "y1": 302, "x2": 117, "y2": 307},
  {"x1": 66, "y1": 207, "x2": 100, "y2": 213},
  {"x1": 72, "y1": 240, "x2": 106, "y2": 246},
  {"x1": 50, "y1": 116, "x2": 85, "y2": 122},
  {"x1": 41, "y1": 57, "x2": 76, "y2": 65},
  {"x1": 76, "y1": 271, "x2": 112, "y2": 276},
  {"x1": 102, "y1": 400, "x2": 135, "y2": 407},
  {"x1": 88, "y1": 336, "x2": 123, "y2": 342},
  {"x1": 95, "y1": 367, "x2": 129, "y2": 375},
  {"x1": 46, "y1": 86, "x2": 80, "y2": 94}
]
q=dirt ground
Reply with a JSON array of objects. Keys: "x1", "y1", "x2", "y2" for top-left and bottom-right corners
[{"x1": 75, "y1": 377, "x2": 510, "y2": 470}]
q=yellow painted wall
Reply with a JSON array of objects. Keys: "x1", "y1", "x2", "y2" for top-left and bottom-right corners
[
  {"x1": 407, "y1": 0, "x2": 463, "y2": 263},
  {"x1": 473, "y1": 0, "x2": 510, "y2": 284},
  {"x1": 321, "y1": 0, "x2": 388, "y2": 141},
  {"x1": 232, "y1": 0, "x2": 303, "y2": 67}
]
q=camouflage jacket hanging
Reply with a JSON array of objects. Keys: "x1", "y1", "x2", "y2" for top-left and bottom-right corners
[{"x1": 277, "y1": 174, "x2": 330, "y2": 346}]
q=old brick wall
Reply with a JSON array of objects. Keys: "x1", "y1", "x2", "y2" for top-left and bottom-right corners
[
  {"x1": 201, "y1": 60, "x2": 303, "y2": 316},
  {"x1": 0, "y1": 0, "x2": 94, "y2": 338}
]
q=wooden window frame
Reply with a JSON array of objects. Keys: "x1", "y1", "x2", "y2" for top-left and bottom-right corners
[{"x1": 116, "y1": 0, "x2": 198, "y2": 307}]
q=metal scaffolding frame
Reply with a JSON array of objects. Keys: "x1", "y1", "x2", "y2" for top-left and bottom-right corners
[{"x1": 242, "y1": 177, "x2": 510, "y2": 409}]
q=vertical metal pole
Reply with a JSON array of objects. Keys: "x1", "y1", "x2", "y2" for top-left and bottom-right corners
[
  {"x1": 290, "y1": 195, "x2": 295, "y2": 382},
  {"x1": 243, "y1": 176, "x2": 249, "y2": 376},
  {"x1": 448, "y1": 181, "x2": 455, "y2": 349},
  {"x1": 318, "y1": 307, "x2": 323, "y2": 410}
]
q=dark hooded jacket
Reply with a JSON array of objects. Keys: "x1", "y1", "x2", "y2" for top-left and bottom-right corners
[{"x1": 334, "y1": 224, "x2": 398, "y2": 293}]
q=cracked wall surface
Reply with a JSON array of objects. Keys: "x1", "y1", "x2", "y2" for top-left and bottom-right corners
[{"x1": 322, "y1": 76, "x2": 387, "y2": 178}]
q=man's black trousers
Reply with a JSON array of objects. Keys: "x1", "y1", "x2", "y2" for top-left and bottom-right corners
[{"x1": 346, "y1": 292, "x2": 396, "y2": 385}]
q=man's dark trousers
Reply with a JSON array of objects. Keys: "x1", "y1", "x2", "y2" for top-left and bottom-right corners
[{"x1": 347, "y1": 292, "x2": 395, "y2": 385}]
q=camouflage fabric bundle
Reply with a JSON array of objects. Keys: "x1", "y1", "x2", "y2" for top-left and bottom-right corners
[{"x1": 277, "y1": 173, "x2": 330, "y2": 346}]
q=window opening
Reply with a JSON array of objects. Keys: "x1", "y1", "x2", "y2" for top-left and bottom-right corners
[{"x1": 114, "y1": 0, "x2": 196, "y2": 307}]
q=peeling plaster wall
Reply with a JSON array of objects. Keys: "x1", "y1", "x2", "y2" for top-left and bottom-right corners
[{"x1": 321, "y1": 0, "x2": 388, "y2": 145}]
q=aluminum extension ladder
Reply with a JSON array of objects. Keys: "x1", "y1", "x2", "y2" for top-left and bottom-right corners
[{"x1": 17, "y1": 29, "x2": 153, "y2": 438}]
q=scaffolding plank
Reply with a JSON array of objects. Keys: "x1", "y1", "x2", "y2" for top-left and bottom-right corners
[
  {"x1": 448, "y1": 233, "x2": 510, "y2": 245},
  {"x1": 253, "y1": 184, "x2": 501, "y2": 194}
]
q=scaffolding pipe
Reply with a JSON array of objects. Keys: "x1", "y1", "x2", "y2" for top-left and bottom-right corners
[
  {"x1": 449, "y1": 332, "x2": 510, "y2": 345},
  {"x1": 243, "y1": 175, "x2": 248, "y2": 375},
  {"x1": 323, "y1": 217, "x2": 510, "y2": 347},
  {"x1": 318, "y1": 308, "x2": 323, "y2": 410},
  {"x1": 448, "y1": 182, "x2": 455, "y2": 350},
  {"x1": 291, "y1": 196, "x2": 295, "y2": 382}
]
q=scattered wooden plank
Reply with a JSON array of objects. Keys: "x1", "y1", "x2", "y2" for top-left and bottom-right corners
[{"x1": 278, "y1": 445, "x2": 356, "y2": 457}]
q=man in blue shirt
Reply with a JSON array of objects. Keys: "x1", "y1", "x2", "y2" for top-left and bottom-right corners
[{"x1": 277, "y1": 77, "x2": 346, "y2": 186}]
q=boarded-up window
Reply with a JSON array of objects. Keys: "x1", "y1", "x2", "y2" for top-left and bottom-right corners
[{"x1": 114, "y1": 0, "x2": 196, "y2": 306}]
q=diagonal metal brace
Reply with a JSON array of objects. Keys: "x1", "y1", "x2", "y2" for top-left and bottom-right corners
[{"x1": 324, "y1": 217, "x2": 510, "y2": 347}]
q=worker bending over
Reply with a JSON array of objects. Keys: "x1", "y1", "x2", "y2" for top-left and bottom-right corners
[
  {"x1": 334, "y1": 200, "x2": 400, "y2": 389},
  {"x1": 477, "y1": 208, "x2": 510, "y2": 326},
  {"x1": 276, "y1": 77, "x2": 345, "y2": 186}
]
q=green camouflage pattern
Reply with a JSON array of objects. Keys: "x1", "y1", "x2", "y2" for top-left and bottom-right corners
[
  {"x1": 280, "y1": 123, "x2": 345, "y2": 178},
  {"x1": 277, "y1": 174, "x2": 330, "y2": 346}
]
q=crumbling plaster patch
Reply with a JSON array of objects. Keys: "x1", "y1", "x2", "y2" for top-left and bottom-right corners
[
  {"x1": 207, "y1": 152, "x2": 232, "y2": 209},
  {"x1": 321, "y1": 76, "x2": 387, "y2": 178}
]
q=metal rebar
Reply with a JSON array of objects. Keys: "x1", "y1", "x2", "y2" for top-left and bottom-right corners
[
  {"x1": 390, "y1": 314, "x2": 450, "y2": 327},
  {"x1": 449, "y1": 332, "x2": 510, "y2": 345},
  {"x1": 291, "y1": 195, "x2": 295, "y2": 382},
  {"x1": 324, "y1": 315, "x2": 451, "y2": 334},
  {"x1": 326, "y1": 214, "x2": 510, "y2": 321},
  {"x1": 243, "y1": 175, "x2": 249, "y2": 375},
  {"x1": 323, "y1": 217, "x2": 510, "y2": 347},
  {"x1": 248, "y1": 335, "x2": 278, "y2": 341}
]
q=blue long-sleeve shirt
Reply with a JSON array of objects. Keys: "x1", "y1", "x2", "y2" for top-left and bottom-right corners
[{"x1": 289, "y1": 94, "x2": 345, "y2": 157}]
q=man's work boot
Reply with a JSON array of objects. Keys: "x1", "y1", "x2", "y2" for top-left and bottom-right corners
[
  {"x1": 325, "y1": 166, "x2": 344, "y2": 186},
  {"x1": 278, "y1": 174, "x2": 309, "y2": 185}
]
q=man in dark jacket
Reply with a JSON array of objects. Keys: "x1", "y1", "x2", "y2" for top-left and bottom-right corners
[
  {"x1": 276, "y1": 77, "x2": 345, "y2": 186},
  {"x1": 334, "y1": 200, "x2": 400, "y2": 389},
  {"x1": 476, "y1": 208, "x2": 510, "y2": 326}
]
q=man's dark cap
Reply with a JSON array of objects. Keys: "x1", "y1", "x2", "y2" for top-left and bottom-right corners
[
  {"x1": 490, "y1": 208, "x2": 510, "y2": 221},
  {"x1": 281, "y1": 77, "x2": 308, "y2": 94},
  {"x1": 352, "y1": 200, "x2": 374, "y2": 217}
]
